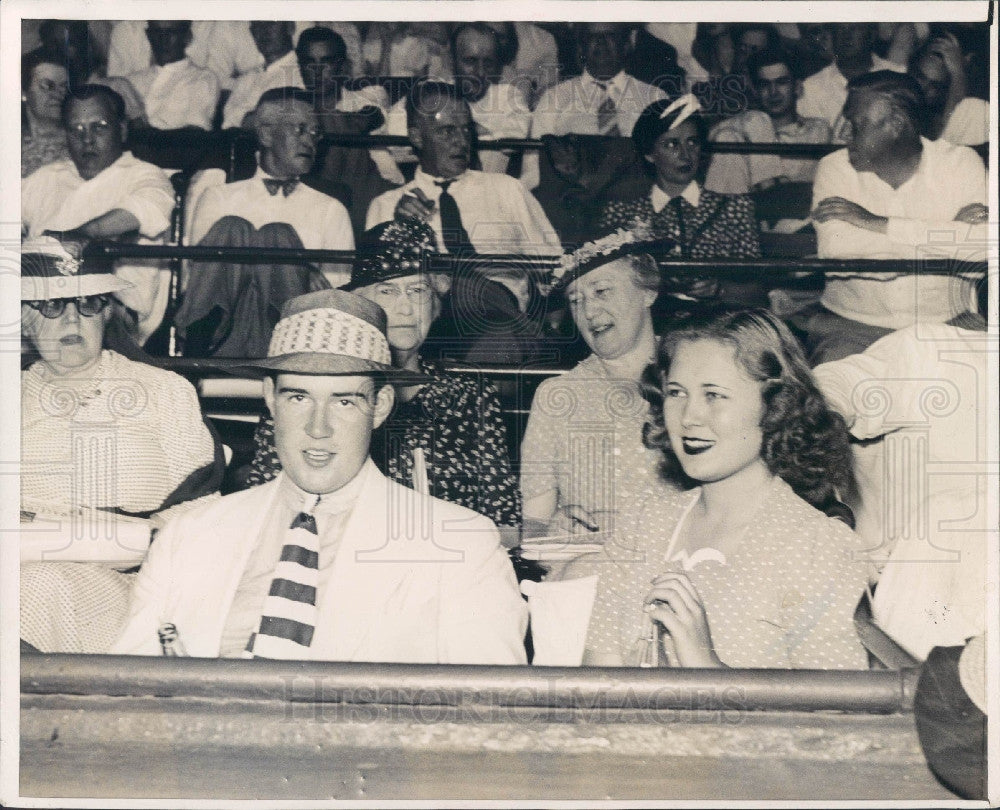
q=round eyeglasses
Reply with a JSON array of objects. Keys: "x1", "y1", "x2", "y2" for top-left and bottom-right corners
[{"x1": 26, "y1": 295, "x2": 111, "y2": 319}]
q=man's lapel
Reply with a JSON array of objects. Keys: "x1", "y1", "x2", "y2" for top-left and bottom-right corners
[{"x1": 316, "y1": 466, "x2": 420, "y2": 659}]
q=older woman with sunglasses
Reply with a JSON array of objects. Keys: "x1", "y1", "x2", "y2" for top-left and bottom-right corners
[{"x1": 20, "y1": 239, "x2": 222, "y2": 654}]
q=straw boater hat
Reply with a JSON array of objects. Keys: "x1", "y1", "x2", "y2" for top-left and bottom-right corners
[
  {"x1": 20, "y1": 237, "x2": 133, "y2": 301},
  {"x1": 345, "y1": 217, "x2": 450, "y2": 292},
  {"x1": 550, "y1": 221, "x2": 671, "y2": 290},
  {"x1": 236, "y1": 288, "x2": 430, "y2": 384}
]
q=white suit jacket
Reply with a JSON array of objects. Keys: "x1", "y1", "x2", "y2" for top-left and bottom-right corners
[{"x1": 112, "y1": 467, "x2": 528, "y2": 664}]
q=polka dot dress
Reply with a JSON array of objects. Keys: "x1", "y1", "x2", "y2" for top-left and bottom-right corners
[
  {"x1": 599, "y1": 188, "x2": 761, "y2": 261},
  {"x1": 566, "y1": 475, "x2": 870, "y2": 669},
  {"x1": 246, "y1": 359, "x2": 520, "y2": 527}
]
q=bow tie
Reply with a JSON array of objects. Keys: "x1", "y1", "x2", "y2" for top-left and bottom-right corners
[{"x1": 263, "y1": 177, "x2": 300, "y2": 197}]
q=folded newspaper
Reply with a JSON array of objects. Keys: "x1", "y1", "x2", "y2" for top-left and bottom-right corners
[{"x1": 20, "y1": 508, "x2": 152, "y2": 568}]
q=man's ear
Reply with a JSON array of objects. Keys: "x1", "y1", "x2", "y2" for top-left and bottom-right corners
[
  {"x1": 407, "y1": 125, "x2": 423, "y2": 151},
  {"x1": 372, "y1": 382, "x2": 395, "y2": 429},
  {"x1": 263, "y1": 375, "x2": 277, "y2": 419},
  {"x1": 885, "y1": 108, "x2": 908, "y2": 138},
  {"x1": 257, "y1": 121, "x2": 274, "y2": 149}
]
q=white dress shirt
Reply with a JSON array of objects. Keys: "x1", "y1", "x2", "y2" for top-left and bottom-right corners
[
  {"x1": 499, "y1": 23, "x2": 560, "y2": 105},
  {"x1": 21, "y1": 152, "x2": 175, "y2": 342},
  {"x1": 222, "y1": 50, "x2": 304, "y2": 129},
  {"x1": 385, "y1": 82, "x2": 532, "y2": 174},
  {"x1": 797, "y1": 55, "x2": 905, "y2": 135},
  {"x1": 366, "y1": 167, "x2": 562, "y2": 255},
  {"x1": 107, "y1": 20, "x2": 263, "y2": 92},
  {"x1": 531, "y1": 70, "x2": 668, "y2": 138},
  {"x1": 219, "y1": 461, "x2": 366, "y2": 658},
  {"x1": 189, "y1": 168, "x2": 355, "y2": 287},
  {"x1": 127, "y1": 58, "x2": 220, "y2": 130},
  {"x1": 940, "y1": 97, "x2": 990, "y2": 146},
  {"x1": 813, "y1": 136, "x2": 988, "y2": 329},
  {"x1": 706, "y1": 110, "x2": 832, "y2": 193}
]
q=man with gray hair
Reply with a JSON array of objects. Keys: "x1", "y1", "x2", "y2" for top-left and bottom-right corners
[
  {"x1": 188, "y1": 87, "x2": 353, "y2": 286},
  {"x1": 802, "y1": 70, "x2": 988, "y2": 363},
  {"x1": 177, "y1": 88, "x2": 353, "y2": 356}
]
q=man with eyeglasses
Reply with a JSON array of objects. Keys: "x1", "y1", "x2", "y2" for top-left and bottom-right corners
[
  {"x1": 367, "y1": 81, "x2": 559, "y2": 367},
  {"x1": 21, "y1": 84, "x2": 175, "y2": 345},
  {"x1": 126, "y1": 21, "x2": 220, "y2": 130},
  {"x1": 177, "y1": 88, "x2": 354, "y2": 356},
  {"x1": 704, "y1": 46, "x2": 830, "y2": 232}
]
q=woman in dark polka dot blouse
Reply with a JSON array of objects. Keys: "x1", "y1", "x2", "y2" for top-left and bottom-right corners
[
  {"x1": 598, "y1": 94, "x2": 765, "y2": 309},
  {"x1": 243, "y1": 218, "x2": 520, "y2": 531}
]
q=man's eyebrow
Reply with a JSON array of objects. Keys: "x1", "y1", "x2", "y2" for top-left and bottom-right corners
[{"x1": 277, "y1": 387, "x2": 370, "y2": 398}]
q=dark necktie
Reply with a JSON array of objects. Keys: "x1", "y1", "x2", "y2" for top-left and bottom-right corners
[
  {"x1": 263, "y1": 177, "x2": 300, "y2": 197},
  {"x1": 245, "y1": 495, "x2": 321, "y2": 659},
  {"x1": 435, "y1": 179, "x2": 472, "y2": 253}
]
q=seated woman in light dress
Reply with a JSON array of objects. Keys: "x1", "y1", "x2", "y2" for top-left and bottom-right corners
[
  {"x1": 520, "y1": 227, "x2": 676, "y2": 542},
  {"x1": 20, "y1": 239, "x2": 222, "y2": 654},
  {"x1": 560, "y1": 308, "x2": 869, "y2": 669}
]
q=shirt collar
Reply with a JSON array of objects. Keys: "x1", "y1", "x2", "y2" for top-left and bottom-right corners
[
  {"x1": 278, "y1": 457, "x2": 373, "y2": 516},
  {"x1": 254, "y1": 166, "x2": 300, "y2": 183},
  {"x1": 415, "y1": 166, "x2": 467, "y2": 189},
  {"x1": 154, "y1": 57, "x2": 190, "y2": 76},
  {"x1": 583, "y1": 69, "x2": 627, "y2": 93},
  {"x1": 650, "y1": 180, "x2": 700, "y2": 213}
]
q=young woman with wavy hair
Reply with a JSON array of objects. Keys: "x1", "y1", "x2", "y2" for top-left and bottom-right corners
[{"x1": 560, "y1": 308, "x2": 870, "y2": 669}]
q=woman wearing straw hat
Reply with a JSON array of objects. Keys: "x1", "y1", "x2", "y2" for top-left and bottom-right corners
[
  {"x1": 20, "y1": 238, "x2": 222, "y2": 653},
  {"x1": 520, "y1": 225, "x2": 677, "y2": 544},
  {"x1": 558, "y1": 308, "x2": 867, "y2": 669},
  {"x1": 598, "y1": 94, "x2": 764, "y2": 311},
  {"x1": 243, "y1": 218, "x2": 521, "y2": 536}
]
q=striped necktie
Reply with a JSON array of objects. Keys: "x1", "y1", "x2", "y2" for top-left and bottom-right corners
[
  {"x1": 594, "y1": 82, "x2": 621, "y2": 137},
  {"x1": 245, "y1": 495, "x2": 321, "y2": 659}
]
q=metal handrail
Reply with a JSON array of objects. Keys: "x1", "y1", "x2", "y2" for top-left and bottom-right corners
[
  {"x1": 85, "y1": 241, "x2": 985, "y2": 277},
  {"x1": 21, "y1": 653, "x2": 919, "y2": 714}
]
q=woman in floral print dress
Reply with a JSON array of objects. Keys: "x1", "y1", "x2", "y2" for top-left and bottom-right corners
[{"x1": 243, "y1": 218, "x2": 520, "y2": 532}]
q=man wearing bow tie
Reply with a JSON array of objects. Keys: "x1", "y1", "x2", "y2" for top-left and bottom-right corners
[
  {"x1": 187, "y1": 87, "x2": 354, "y2": 289},
  {"x1": 177, "y1": 88, "x2": 354, "y2": 356}
]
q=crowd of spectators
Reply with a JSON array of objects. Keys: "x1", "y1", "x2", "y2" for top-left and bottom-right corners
[{"x1": 17, "y1": 19, "x2": 992, "y2": 728}]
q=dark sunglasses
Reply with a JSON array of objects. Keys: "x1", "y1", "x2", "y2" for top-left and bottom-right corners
[{"x1": 26, "y1": 295, "x2": 111, "y2": 319}]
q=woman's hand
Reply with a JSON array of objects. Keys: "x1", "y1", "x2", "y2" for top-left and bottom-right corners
[
  {"x1": 645, "y1": 572, "x2": 724, "y2": 668},
  {"x1": 547, "y1": 504, "x2": 615, "y2": 541}
]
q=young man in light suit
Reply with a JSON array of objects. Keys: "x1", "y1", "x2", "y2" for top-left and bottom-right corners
[{"x1": 113, "y1": 289, "x2": 528, "y2": 664}]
